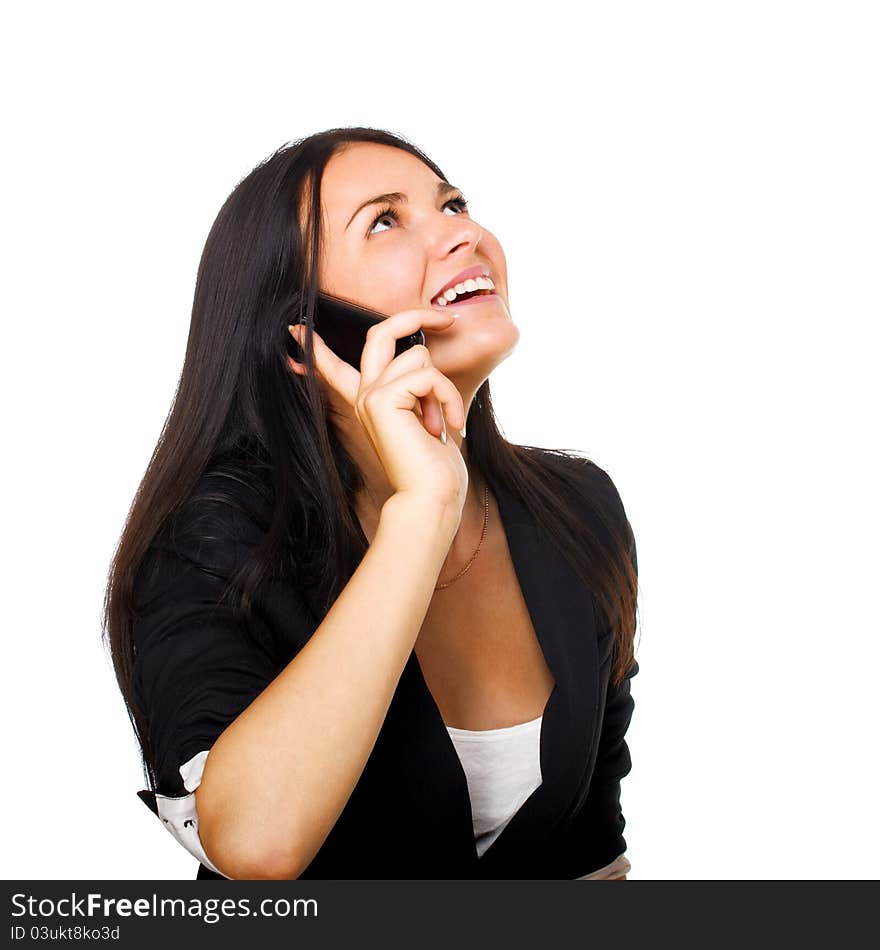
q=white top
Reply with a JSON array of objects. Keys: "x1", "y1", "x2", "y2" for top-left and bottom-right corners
[{"x1": 445, "y1": 714, "x2": 544, "y2": 858}]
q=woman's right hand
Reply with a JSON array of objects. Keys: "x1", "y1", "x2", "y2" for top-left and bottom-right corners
[{"x1": 288, "y1": 308, "x2": 468, "y2": 514}]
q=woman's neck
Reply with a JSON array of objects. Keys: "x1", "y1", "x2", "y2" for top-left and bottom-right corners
[{"x1": 352, "y1": 433, "x2": 486, "y2": 563}]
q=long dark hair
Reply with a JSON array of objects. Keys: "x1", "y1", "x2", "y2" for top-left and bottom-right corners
[{"x1": 102, "y1": 126, "x2": 639, "y2": 792}]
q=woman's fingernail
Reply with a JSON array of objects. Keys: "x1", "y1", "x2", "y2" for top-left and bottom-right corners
[
  {"x1": 440, "y1": 407, "x2": 447, "y2": 444},
  {"x1": 460, "y1": 422, "x2": 467, "y2": 438}
]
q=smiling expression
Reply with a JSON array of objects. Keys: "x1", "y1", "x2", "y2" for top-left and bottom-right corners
[{"x1": 310, "y1": 142, "x2": 519, "y2": 378}]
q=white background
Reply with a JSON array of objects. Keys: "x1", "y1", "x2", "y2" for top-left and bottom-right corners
[{"x1": 2, "y1": 0, "x2": 877, "y2": 880}]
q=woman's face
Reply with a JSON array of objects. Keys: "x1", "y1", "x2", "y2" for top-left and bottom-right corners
[{"x1": 313, "y1": 142, "x2": 519, "y2": 384}]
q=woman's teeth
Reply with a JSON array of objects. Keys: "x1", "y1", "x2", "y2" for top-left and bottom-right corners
[{"x1": 433, "y1": 276, "x2": 496, "y2": 306}]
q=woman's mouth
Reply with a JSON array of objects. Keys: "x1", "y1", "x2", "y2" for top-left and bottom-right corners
[{"x1": 431, "y1": 275, "x2": 497, "y2": 308}]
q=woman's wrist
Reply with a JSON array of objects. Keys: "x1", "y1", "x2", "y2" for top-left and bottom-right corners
[{"x1": 381, "y1": 490, "x2": 461, "y2": 542}]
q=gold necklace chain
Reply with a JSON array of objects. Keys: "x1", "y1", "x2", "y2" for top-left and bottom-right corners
[{"x1": 434, "y1": 480, "x2": 490, "y2": 591}]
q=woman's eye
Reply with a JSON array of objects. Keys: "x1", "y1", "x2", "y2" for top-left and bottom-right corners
[
  {"x1": 443, "y1": 197, "x2": 469, "y2": 215},
  {"x1": 367, "y1": 196, "x2": 469, "y2": 236},
  {"x1": 368, "y1": 207, "x2": 399, "y2": 236}
]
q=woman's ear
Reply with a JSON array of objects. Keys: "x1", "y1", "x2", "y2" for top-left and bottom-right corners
[
  {"x1": 287, "y1": 324, "x2": 310, "y2": 375},
  {"x1": 287, "y1": 356, "x2": 309, "y2": 376}
]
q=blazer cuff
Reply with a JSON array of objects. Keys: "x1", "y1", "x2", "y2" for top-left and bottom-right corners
[{"x1": 137, "y1": 749, "x2": 231, "y2": 879}]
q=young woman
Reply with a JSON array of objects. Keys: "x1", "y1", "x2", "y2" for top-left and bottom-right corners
[{"x1": 104, "y1": 127, "x2": 640, "y2": 880}]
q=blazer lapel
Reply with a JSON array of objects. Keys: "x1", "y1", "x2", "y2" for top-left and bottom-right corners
[
  {"x1": 471, "y1": 478, "x2": 601, "y2": 873},
  {"x1": 399, "y1": 476, "x2": 601, "y2": 873}
]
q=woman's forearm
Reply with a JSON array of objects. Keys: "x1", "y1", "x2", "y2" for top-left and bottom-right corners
[{"x1": 196, "y1": 492, "x2": 458, "y2": 879}]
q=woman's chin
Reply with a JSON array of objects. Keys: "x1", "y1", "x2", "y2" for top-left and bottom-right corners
[{"x1": 427, "y1": 317, "x2": 519, "y2": 376}]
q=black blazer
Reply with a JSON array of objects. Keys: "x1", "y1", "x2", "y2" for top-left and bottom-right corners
[{"x1": 133, "y1": 452, "x2": 638, "y2": 880}]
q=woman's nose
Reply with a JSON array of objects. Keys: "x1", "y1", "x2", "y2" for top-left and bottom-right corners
[{"x1": 433, "y1": 216, "x2": 482, "y2": 256}]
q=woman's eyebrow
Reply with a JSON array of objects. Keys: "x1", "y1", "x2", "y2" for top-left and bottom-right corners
[{"x1": 345, "y1": 181, "x2": 460, "y2": 231}]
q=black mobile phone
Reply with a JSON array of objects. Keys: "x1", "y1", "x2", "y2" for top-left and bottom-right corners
[{"x1": 287, "y1": 292, "x2": 426, "y2": 370}]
